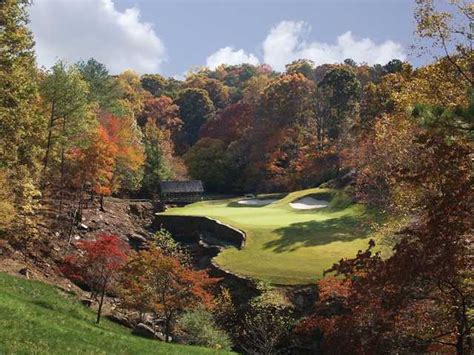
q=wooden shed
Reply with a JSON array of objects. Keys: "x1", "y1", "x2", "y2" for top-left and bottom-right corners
[{"x1": 159, "y1": 180, "x2": 204, "y2": 203}]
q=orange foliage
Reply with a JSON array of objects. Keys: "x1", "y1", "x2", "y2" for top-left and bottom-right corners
[
  {"x1": 99, "y1": 112, "x2": 145, "y2": 190},
  {"x1": 67, "y1": 125, "x2": 118, "y2": 196},
  {"x1": 119, "y1": 247, "x2": 220, "y2": 340},
  {"x1": 138, "y1": 95, "x2": 182, "y2": 134}
]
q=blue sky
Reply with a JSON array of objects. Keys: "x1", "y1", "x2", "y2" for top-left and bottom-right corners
[{"x1": 29, "y1": 0, "x2": 421, "y2": 77}]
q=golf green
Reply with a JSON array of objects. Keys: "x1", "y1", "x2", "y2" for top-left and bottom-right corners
[{"x1": 162, "y1": 188, "x2": 377, "y2": 285}]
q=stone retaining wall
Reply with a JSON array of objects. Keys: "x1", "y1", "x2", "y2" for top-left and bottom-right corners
[
  {"x1": 153, "y1": 214, "x2": 256, "y2": 303},
  {"x1": 153, "y1": 214, "x2": 246, "y2": 248}
]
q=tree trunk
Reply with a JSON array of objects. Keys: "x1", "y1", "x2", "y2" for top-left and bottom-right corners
[
  {"x1": 456, "y1": 338, "x2": 464, "y2": 355},
  {"x1": 99, "y1": 195, "x2": 105, "y2": 212},
  {"x1": 58, "y1": 117, "x2": 67, "y2": 215},
  {"x1": 78, "y1": 185, "x2": 84, "y2": 223},
  {"x1": 96, "y1": 281, "x2": 107, "y2": 324},
  {"x1": 164, "y1": 315, "x2": 172, "y2": 342},
  {"x1": 43, "y1": 101, "x2": 56, "y2": 179}
]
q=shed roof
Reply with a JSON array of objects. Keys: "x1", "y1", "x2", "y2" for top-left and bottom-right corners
[{"x1": 159, "y1": 180, "x2": 204, "y2": 194}]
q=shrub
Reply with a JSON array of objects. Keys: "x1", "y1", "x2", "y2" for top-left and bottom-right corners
[
  {"x1": 152, "y1": 228, "x2": 191, "y2": 264},
  {"x1": 178, "y1": 309, "x2": 232, "y2": 351}
]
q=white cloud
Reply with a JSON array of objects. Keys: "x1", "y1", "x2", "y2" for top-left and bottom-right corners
[
  {"x1": 29, "y1": 0, "x2": 166, "y2": 74},
  {"x1": 263, "y1": 21, "x2": 406, "y2": 71},
  {"x1": 206, "y1": 46, "x2": 259, "y2": 69}
]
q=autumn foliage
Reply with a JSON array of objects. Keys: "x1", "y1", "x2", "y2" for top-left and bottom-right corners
[
  {"x1": 62, "y1": 234, "x2": 130, "y2": 323},
  {"x1": 2, "y1": 1, "x2": 473, "y2": 353},
  {"x1": 68, "y1": 126, "x2": 117, "y2": 197},
  {"x1": 119, "y1": 247, "x2": 219, "y2": 341}
]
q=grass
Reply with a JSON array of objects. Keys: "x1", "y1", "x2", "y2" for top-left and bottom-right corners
[
  {"x1": 0, "y1": 272, "x2": 226, "y2": 354},
  {"x1": 163, "y1": 188, "x2": 383, "y2": 285}
]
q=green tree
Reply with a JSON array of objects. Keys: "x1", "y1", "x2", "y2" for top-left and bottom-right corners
[
  {"x1": 185, "y1": 75, "x2": 231, "y2": 109},
  {"x1": 140, "y1": 73, "x2": 167, "y2": 97},
  {"x1": 178, "y1": 309, "x2": 232, "y2": 351},
  {"x1": 317, "y1": 67, "x2": 361, "y2": 143},
  {"x1": 238, "y1": 284, "x2": 294, "y2": 354},
  {"x1": 141, "y1": 118, "x2": 173, "y2": 196},
  {"x1": 343, "y1": 58, "x2": 358, "y2": 67},
  {"x1": 183, "y1": 138, "x2": 227, "y2": 192},
  {"x1": 77, "y1": 58, "x2": 121, "y2": 110},
  {"x1": 150, "y1": 228, "x2": 191, "y2": 264},
  {"x1": 383, "y1": 59, "x2": 404, "y2": 74},
  {"x1": 175, "y1": 88, "x2": 215, "y2": 151},
  {"x1": 41, "y1": 61, "x2": 89, "y2": 178},
  {"x1": 261, "y1": 73, "x2": 316, "y2": 128},
  {"x1": 40, "y1": 61, "x2": 92, "y2": 198}
]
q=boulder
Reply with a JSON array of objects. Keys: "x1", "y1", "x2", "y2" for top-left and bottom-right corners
[
  {"x1": 129, "y1": 204, "x2": 144, "y2": 218},
  {"x1": 127, "y1": 233, "x2": 148, "y2": 250},
  {"x1": 155, "y1": 331, "x2": 168, "y2": 342},
  {"x1": 108, "y1": 314, "x2": 134, "y2": 328},
  {"x1": 128, "y1": 233, "x2": 147, "y2": 243},
  {"x1": 78, "y1": 223, "x2": 88, "y2": 231},
  {"x1": 19, "y1": 267, "x2": 31, "y2": 279}
]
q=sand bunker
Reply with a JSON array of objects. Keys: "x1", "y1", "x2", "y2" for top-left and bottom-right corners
[
  {"x1": 237, "y1": 198, "x2": 278, "y2": 206},
  {"x1": 290, "y1": 197, "x2": 329, "y2": 210}
]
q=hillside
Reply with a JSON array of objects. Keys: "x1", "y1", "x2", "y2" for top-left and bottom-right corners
[
  {"x1": 1, "y1": 0, "x2": 471, "y2": 352},
  {"x1": 0, "y1": 272, "x2": 223, "y2": 354},
  {"x1": 162, "y1": 188, "x2": 383, "y2": 284}
]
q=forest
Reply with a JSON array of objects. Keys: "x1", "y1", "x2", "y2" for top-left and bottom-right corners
[{"x1": 0, "y1": 0, "x2": 472, "y2": 354}]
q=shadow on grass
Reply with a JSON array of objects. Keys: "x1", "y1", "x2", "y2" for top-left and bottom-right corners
[
  {"x1": 291, "y1": 192, "x2": 333, "y2": 203},
  {"x1": 265, "y1": 215, "x2": 369, "y2": 253}
]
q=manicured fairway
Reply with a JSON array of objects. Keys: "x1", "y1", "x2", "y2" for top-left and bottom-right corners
[
  {"x1": 0, "y1": 273, "x2": 224, "y2": 354},
  {"x1": 163, "y1": 188, "x2": 379, "y2": 285}
]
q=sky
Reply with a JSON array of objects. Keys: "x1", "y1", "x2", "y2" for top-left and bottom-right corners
[{"x1": 28, "y1": 0, "x2": 423, "y2": 77}]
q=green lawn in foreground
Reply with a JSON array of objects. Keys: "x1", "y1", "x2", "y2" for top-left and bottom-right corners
[
  {"x1": 0, "y1": 272, "x2": 224, "y2": 354},
  {"x1": 163, "y1": 188, "x2": 379, "y2": 285}
]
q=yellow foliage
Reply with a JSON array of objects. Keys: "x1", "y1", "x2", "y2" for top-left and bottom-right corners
[
  {"x1": 393, "y1": 56, "x2": 471, "y2": 110},
  {"x1": 0, "y1": 170, "x2": 15, "y2": 231}
]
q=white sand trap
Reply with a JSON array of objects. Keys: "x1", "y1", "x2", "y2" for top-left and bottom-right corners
[
  {"x1": 237, "y1": 198, "x2": 278, "y2": 206},
  {"x1": 290, "y1": 197, "x2": 329, "y2": 210}
]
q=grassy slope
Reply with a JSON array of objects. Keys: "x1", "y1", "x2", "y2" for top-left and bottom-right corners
[
  {"x1": 163, "y1": 188, "x2": 379, "y2": 285},
  {"x1": 0, "y1": 273, "x2": 222, "y2": 355}
]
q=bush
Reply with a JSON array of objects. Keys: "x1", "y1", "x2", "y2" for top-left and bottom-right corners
[
  {"x1": 236, "y1": 283, "x2": 295, "y2": 354},
  {"x1": 177, "y1": 309, "x2": 232, "y2": 351},
  {"x1": 152, "y1": 228, "x2": 191, "y2": 264}
]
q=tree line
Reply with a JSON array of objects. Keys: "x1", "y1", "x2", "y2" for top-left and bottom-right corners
[{"x1": 0, "y1": 0, "x2": 472, "y2": 353}]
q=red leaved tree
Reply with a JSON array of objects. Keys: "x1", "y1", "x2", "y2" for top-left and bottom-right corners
[
  {"x1": 119, "y1": 247, "x2": 219, "y2": 341},
  {"x1": 199, "y1": 102, "x2": 255, "y2": 144},
  {"x1": 62, "y1": 234, "x2": 130, "y2": 323}
]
